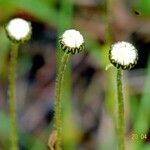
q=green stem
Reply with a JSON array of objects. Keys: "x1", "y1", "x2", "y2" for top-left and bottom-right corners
[
  {"x1": 8, "y1": 43, "x2": 19, "y2": 150},
  {"x1": 55, "y1": 52, "x2": 70, "y2": 150},
  {"x1": 105, "y1": 0, "x2": 112, "y2": 44},
  {"x1": 117, "y1": 69, "x2": 125, "y2": 150}
]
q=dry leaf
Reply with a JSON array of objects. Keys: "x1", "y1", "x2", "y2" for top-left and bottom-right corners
[{"x1": 48, "y1": 130, "x2": 58, "y2": 150}]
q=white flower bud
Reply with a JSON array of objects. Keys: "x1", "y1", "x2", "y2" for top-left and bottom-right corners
[
  {"x1": 5, "y1": 18, "x2": 32, "y2": 43},
  {"x1": 109, "y1": 41, "x2": 138, "y2": 70},
  {"x1": 59, "y1": 29, "x2": 84, "y2": 55}
]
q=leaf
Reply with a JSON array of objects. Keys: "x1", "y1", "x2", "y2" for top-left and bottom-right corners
[
  {"x1": 134, "y1": 0, "x2": 150, "y2": 16},
  {"x1": 48, "y1": 130, "x2": 58, "y2": 150},
  {"x1": 0, "y1": 0, "x2": 58, "y2": 26}
]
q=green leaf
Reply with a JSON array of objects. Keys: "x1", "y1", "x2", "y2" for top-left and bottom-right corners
[
  {"x1": 134, "y1": 0, "x2": 150, "y2": 16},
  {"x1": 0, "y1": 0, "x2": 58, "y2": 26},
  {"x1": 0, "y1": 111, "x2": 10, "y2": 136}
]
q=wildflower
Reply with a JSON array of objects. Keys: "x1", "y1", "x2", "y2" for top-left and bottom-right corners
[
  {"x1": 59, "y1": 29, "x2": 84, "y2": 55},
  {"x1": 5, "y1": 18, "x2": 32, "y2": 43},
  {"x1": 109, "y1": 41, "x2": 138, "y2": 70}
]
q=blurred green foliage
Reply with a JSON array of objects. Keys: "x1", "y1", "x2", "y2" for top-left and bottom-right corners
[
  {"x1": 0, "y1": 0, "x2": 150, "y2": 149},
  {"x1": 0, "y1": 0, "x2": 57, "y2": 25},
  {"x1": 135, "y1": 0, "x2": 150, "y2": 16}
]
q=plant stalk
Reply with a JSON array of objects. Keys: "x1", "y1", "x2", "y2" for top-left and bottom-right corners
[
  {"x1": 55, "y1": 52, "x2": 70, "y2": 150},
  {"x1": 117, "y1": 69, "x2": 125, "y2": 150},
  {"x1": 8, "y1": 43, "x2": 19, "y2": 150}
]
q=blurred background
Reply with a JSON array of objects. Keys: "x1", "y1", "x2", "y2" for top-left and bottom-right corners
[{"x1": 0, "y1": 0, "x2": 150, "y2": 150}]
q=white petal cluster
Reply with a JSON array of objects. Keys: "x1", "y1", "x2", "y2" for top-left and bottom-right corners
[
  {"x1": 62, "y1": 29, "x2": 84, "y2": 48},
  {"x1": 109, "y1": 41, "x2": 138, "y2": 69},
  {"x1": 59, "y1": 29, "x2": 84, "y2": 55},
  {"x1": 5, "y1": 18, "x2": 31, "y2": 43}
]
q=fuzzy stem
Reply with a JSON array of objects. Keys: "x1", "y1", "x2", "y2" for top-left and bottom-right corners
[
  {"x1": 8, "y1": 43, "x2": 19, "y2": 150},
  {"x1": 117, "y1": 69, "x2": 125, "y2": 150},
  {"x1": 55, "y1": 52, "x2": 70, "y2": 150}
]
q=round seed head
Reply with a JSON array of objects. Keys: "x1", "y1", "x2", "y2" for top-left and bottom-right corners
[
  {"x1": 5, "y1": 18, "x2": 32, "y2": 43},
  {"x1": 109, "y1": 41, "x2": 138, "y2": 70},
  {"x1": 59, "y1": 29, "x2": 84, "y2": 55}
]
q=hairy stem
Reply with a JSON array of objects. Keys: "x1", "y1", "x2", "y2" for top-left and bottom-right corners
[
  {"x1": 55, "y1": 53, "x2": 70, "y2": 150},
  {"x1": 117, "y1": 69, "x2": 125, "y2": 150},
  {"x1": 8, "y1": 43, "x2": 19, "y2": 150}
]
